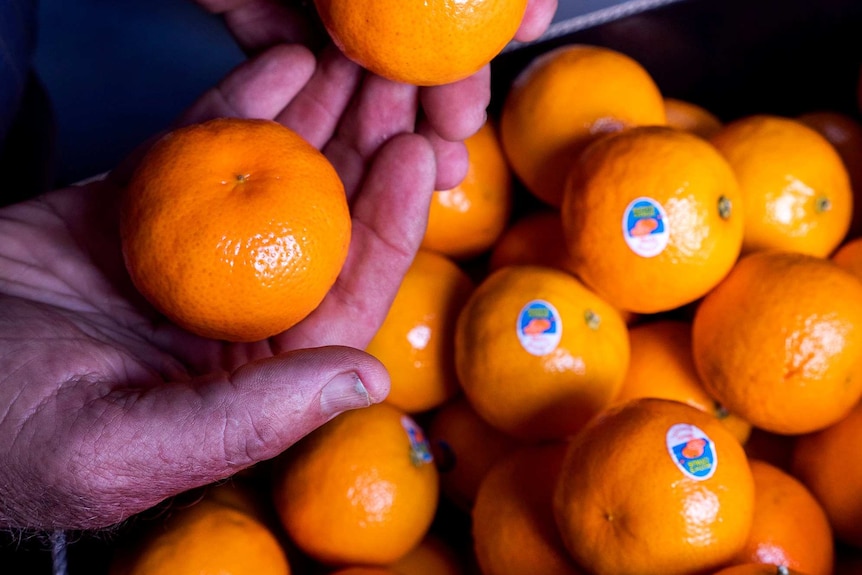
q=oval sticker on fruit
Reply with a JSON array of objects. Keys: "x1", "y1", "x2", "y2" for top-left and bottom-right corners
[
  {"x1": 516, "y1": 299, "x2": 562, "y2": 356},
  {"x1": 666, "y1": 423, "x2": 717, "y2": 480},
  {"x1": 622, "y1": 196, "x2": 669, "y2": 257},
  {"x1": 401, "y1": 415, "x2": 434, "y2": 466}
]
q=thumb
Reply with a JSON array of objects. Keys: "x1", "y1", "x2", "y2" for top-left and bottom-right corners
[
  {"x1": 64, "y1": 346, "x2": 390, "y2": 529},
  {"x1": 150, "y1": 345, "x2": 391, "y2": 474},
  {"x1": 224, "y1": 345, "x2": 391, "y2": 459}
]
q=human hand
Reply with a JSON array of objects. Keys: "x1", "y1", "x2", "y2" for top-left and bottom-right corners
[
  {"x1": 0, "y1": 45, "x2": 435, "y2": 530},
  {"x1": 194, "y1": 0, "x2": 558, "y2": 190}
]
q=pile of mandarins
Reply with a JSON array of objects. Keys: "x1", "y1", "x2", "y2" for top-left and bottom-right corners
[{"x1": 114, "y1": 31, "x2": 862, "y2": 575}]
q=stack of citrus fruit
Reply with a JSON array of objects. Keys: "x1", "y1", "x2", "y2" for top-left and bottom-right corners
[{"x1": 110, "y1": 28, "x2": 862, "y2": 575}]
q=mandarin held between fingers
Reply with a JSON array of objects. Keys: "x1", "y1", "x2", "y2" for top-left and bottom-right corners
[
  {"x1": 120, "y1": 117, "x2": 350, "y2": 342},
  {"x1": 313, "y1": 0, "x2": 528, "y2": 86}
]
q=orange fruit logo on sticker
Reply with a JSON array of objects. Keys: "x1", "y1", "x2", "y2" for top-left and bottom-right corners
[
  {"x1": 516, "y1": 300, "x2": 562, "y2": 355},
  {"x1": 666, "y1": 423, "x2": 717, "y2": 480}
]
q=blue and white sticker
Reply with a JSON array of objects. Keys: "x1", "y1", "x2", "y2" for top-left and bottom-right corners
[
  {"x1": 516, "y1": 300, "x2": 562, "y2": 356},
  {"x1": 401, "y1": 415, "x2": 434, "y2": 466},
  {"x1": 666, "y1": 423, "x2": 717, "y2": 480},
  {"x1": 622, "y1": 196, "x2": 669, "y2": 258}
]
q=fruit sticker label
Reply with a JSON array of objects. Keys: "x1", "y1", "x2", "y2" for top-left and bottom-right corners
[
  {"x1": 666, "y1": 423, "x2": 717, "y2": 480},
  {"x1": 401, "y1": 415, "x2": 434, "y2": 467},
  {"x1": 516, "y1": 300, "x2": 562, "y2": 356},
  {"x1": 622, "y1": 197, "x2": 669, "y2": 258}
]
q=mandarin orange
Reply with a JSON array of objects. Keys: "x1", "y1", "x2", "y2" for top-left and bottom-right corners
[
  {"x1": 613, "y1": 319, "x2": 751, "y2": 444},
  {"x1": 314, "y1": 0, "x2": 527, "y2": 86},
  {"x1": 791, "y1": 398, "x2": 862, "y2": 548},
  {"x1": 199, "y1": 477, "x2": 271, "y2": 526},
  {"x1": 692, "y1": 250, "x2": 862, "y2": 435},
  {"x1": 798, "y1": 111, "x2": 862, "y2": 240},
  {"x1": 728, "y1": 459, "x2": 833, "y2": 575},
  {"x1": 426, "y1": 396, "x2": 522, "y2": 511},
  {"x1": 560, "y1": 125, "x2": 744, "y2": 314},
  {"x1": 472, "y1": 442, "x2": 585, "y2": 575},
  {"x1": 833, "y1": 236, "x2": 862, "y2": 278},
  {"x1": 487, "y1": 210, "x2": 577, "y2": 273},
  {"x1": 421, "y1": 121, "x2": 513, "y2": 260},
  {"x1": 121, "y1": 117, "x2": 350, "y2": 342},
  {"x1": 499, "y1": 44, "x2": 666, "y2": 207},
  {"x1": 272, "y1": 403, "x2": 439, "y2": 566},
  {"x1": 367, "y1": 250, "x2": 474, "y2": 414},
  {"x1": 710, "y1": 565, "x2": 809, "y2": 575},
  {"x1": 116, "y1": 499, "x2": 290, "y2": 575},
  {"x1": 552, "y1": 398, "x2": 755, "y2": 575},
  {"x1": 664, "y1": 97, "x2": 723, "y2": 139},
  {"x1": 390, "y1": 533, "x2": 467, "y2": 575},
  {"x1": 710, "y1": 114, "x2": 852, "y2": 257},
  {"x1": 454, "y1": 265, "x2": 630, "y2": 440}
]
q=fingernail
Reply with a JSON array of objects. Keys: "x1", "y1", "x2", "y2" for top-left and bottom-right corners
[{"x1": 320, "y1": 372, "x2": 371, "y2": 417}]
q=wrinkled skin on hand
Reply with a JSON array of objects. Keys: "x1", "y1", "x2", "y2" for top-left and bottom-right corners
[
  {"x1": 0, "y1": 46, "x2": 434, "y2": 530},
  {"x1": 0, "y1": 0, "x2": 558, "y2": 530}
]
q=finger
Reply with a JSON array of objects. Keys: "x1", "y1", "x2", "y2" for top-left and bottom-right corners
[
  {"x1": 417, "y1": 121, "x2": 470, "y2": 191},
  {"x1": 419, "y1": 65, "x2": 491, "y2": 142},
  {"x1": 108, "y1": 45, "x2": 316, "y2": 188},
  {"x1": 53, "y1": 346, "x2": 389, "y2": 529},
  {"x1": 275, "y1": 44, "x2": 364, "y2": 149},
  {"x1": 323, "y1": 74, "x2": 421, "y2": 197},
  {"x1": 200, "y1": 0, "x2": 324, "y2": 53},
  {"x1": 179, "y1": 44, "x2": 316, "y2": 126},
  {"x1": 277, "y1": 133, "x2": 436, "y2": 351},
  {"x1": 514, "y1": 0, "x2": 559, "y2": 42}
]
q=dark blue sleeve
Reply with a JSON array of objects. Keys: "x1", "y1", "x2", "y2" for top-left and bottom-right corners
[{"x1": 0, "y1": 0, "x2": 38, "y2": 148}]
